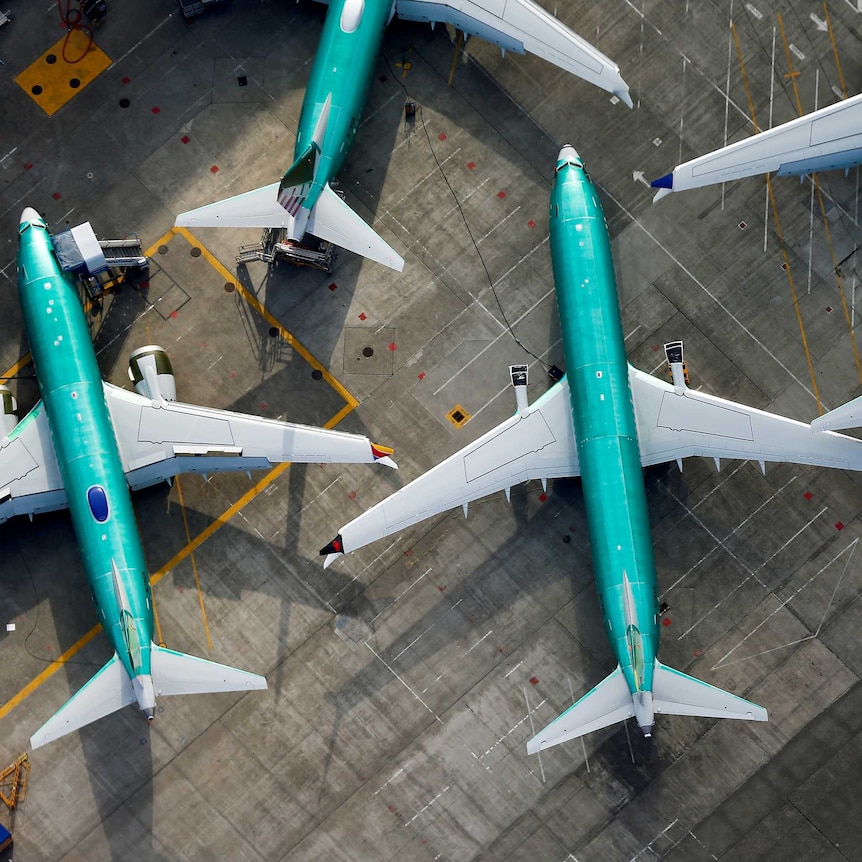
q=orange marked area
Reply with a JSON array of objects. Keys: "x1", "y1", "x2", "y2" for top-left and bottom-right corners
[
  {"x1": 0, "y1": 231, "x2": 358, "y2": 721},
  {"x1": 15, "y1": 29, "x2": 112, "y2": 116}
]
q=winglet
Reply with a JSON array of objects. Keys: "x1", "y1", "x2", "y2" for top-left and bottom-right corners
[
  {"x1": 650, "y1": 173, "x2": 674, "y2": 190},
  {"x1": 320, "y1": 534, "x2": 344, "y2": 568},
  {"x1": 615, "y1": 88, "x2": 633, "y2": 110},
  {"x1": 371, "y1": 443, "x2": 397, "y2": 469}
]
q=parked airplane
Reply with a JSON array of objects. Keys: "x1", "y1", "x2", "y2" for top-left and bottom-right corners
[
  {"x1": 651, "y1": 92, "x2": 862, "y2": 201},
  {"x1": 175, "y1": 0, "x2": 632, "y2": 270},
  {"x1": 320, "y1": 146, "x2": 862, "y2": 752},
  {"x1": 8, "y1": 207, "x2": 396, "y2": 748}
]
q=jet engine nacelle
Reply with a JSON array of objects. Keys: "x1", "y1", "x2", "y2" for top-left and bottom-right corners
[
  {"x1": 128, "y1": 345, "x2": 177, "y2": 402},
  {"x1": 0, "y1": 385, "x2": 18, "y2": 437}
]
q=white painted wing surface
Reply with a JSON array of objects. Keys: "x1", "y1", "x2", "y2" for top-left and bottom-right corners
[
  {"x1": 395, "y1": 0, "x2": 632, "y2": 106},
  {"x1": 652, "y1": 93, "x2": 862, "y2": 200},
  {"x1": 175, "y1": 181, "x2": 290, "y2": 229},
  {"x1": 0, "y1": 400, "x2": 67, "y2": 525},
  {"x1": 321, "y1": 378, "x2": 579, "y2": 566},
  {"x1": 150, "y1": 644, "x2": 267, "y2": 696},
  {"x1": 629, "y1": 365, "x2": 862, "y2": 470},
  {"x1": 103, "y1": 382, "x2": 395, "y2": 491}
]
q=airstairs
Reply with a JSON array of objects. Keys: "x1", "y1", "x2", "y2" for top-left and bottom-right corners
[{"x1": 236, "y1": 228, "x2": 337, "y2": 273}]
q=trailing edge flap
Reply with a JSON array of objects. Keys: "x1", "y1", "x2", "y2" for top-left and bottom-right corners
[
  {"x1": 150, "y1": 643, "x2": 267, "y2": 696},
  {"x1": 628, "y1": 365, "x2": 862, "y2": 473},
  {"x1": 526, "y1": 666, "x2": 634, "y2": 754},
  {"x1": 306, "y1": 184, "x2": 404, "y2": 271},
  {"x1": 30, "y1": 653, "x2": 136, "y2": 749},
  {"x1": 652, "y1": 661, "x2": 767, "y2": 722}
]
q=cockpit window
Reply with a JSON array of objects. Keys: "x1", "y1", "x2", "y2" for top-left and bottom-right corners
[
  {"x1": 340, "y1": 0, "x2": 364, "y2": 33},
  {"x1": 87, "y1": 485, "x2": 110, "y2": 522}
]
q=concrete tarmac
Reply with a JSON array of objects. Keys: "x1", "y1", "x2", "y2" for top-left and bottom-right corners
[{"x1": 0, "y1": 1, "x2": 860, "y2": 860}]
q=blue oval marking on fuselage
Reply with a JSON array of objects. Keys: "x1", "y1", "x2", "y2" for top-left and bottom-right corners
[{"x1": 87, "y1": 485, "x2": 110, "y2": 522}]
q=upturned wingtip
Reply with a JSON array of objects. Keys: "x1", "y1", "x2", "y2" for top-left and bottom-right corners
[{"x1": 320, "y1": 535, "x2": 344, "y2": 567}]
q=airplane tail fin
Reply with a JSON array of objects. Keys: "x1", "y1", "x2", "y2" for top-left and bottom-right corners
[
  {"x1": 149, "y1": 643, "x2": 267, "y2": 696},
  {"x1": 30, "y1": 653, "x2": 135, "y2": 749},
  {"x1": 30, "y1": 645, "x2": 267, "y2": 749},
  {"x1": 526, "y1": 661, "x2": 767, "y2": 754}
]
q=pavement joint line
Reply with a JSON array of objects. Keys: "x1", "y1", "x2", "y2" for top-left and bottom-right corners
[
  {"x1": 372, "y1": 766, "x2": 405, "y2": 795},
  {"x1": 629, "y1": 818, "x2": 681, "y2": 862},
  {"x1": 476, "y1": 205, "x2": 522, "y2": 244},
  {"x1": 369, "y1": 567, "x2": 432, "y2": 623},
  {"x1": 365, "y1": 642, "x2": 442, "y2": 722},
  {"x1": 109, "y1": 9, "x2": 175, "y2": 67},
  {"x1": 388, "y1": 146, "x2": 463, "y2": 211},
  {"x1": 676, "y1": 505, "x2": 830, "y2": 640},
  {"x1": 523, "y1": 686, "x2": 545, "y2": 783},
  {"x1": 404, "y1": 784, "x2": 451, "y2": 826},
  {"x1": 712, "y1": 537, "x2": 859, "y2": 669},
  {"x1": 481, "y1": 700, "x2": 545, "y2": 759}
]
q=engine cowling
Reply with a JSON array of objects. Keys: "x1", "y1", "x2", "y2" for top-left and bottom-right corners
[
  {"x1": 0, "y1": 385, "x2": 18, "y2": 437},
  {"x1": 128, "y1": 345, "x2": 177, "y2": 402}
]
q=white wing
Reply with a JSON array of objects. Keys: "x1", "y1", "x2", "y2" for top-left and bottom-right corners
[
  {"x1": 651, "y1": 93, "x2": 862, "y2": 200},
  {"x1": 0, "y1": 401, "x2": 67, "y2": 525},
  {"x1": 395, "y1": 0, "x2": 632, "y2": 106},
  {"x1": 629, "y1": 366, "x2": 862, "y2": 470},
  {"x1": 321, "y1": 378, "x2": 578, "y2": 565},
  {"x1": 103, "y1": 382, "x2": 395, "y2": 491}
]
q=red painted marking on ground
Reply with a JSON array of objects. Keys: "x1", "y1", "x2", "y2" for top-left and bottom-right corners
[
  {"x1": 358, "y1": 312, "x2": 367, "y2": 321},
  {"x1": 804, "y1": 491, "x2": 813, "y2": 500},
  {"x1": 438, "y1": 132, "x2": 447, "y2": 141},
  {"x1": 527, "y1": 220, "x2": 536, "y2": 228},
  {"x1": 169, "y1": 310, "x2": 178, "y2": 318},
  {"x1": 652, "y1": 344, "x2": 660, "y2": 352},
  {"x1": 404, "y1": 548, "x2": 413, "y2": 557},
  {"x1": 259, "y1": 401, "x2": 268, "y2": 410},
  {"x1": 388, "y1": 806, "x2": 397, "y2": 814},
  {"x1": 328, "y1": 282, "x2": 337, "y2": 291},
  {"x1": 497, "y1": 190, "x2": 506, "y2": 199},
  {"x1": 418, "y1": 372, "x2": 426, "y2": 380},
  {"x1": 438, "y1": 585, "x2": 447, "y2": 592},
  {"x1": 529, "y1": 676, "x2": 539, "y2": 685},
  {"x1": 662, "y1": 618, "x2": 672, "y2": 627},
  {"x1": 210, "y1": 165, "x2": 219, "y2": 174},
  {"x1": 347, "y1": 490, "x2": 356, "y2": 500},
  {"x1": 229, "y1": 371, "x2": 237, "y2": 378},
  {"x1": 538, "y1": 493, "x2": 547, "y2": 502},
  {"x1": 181, "y1": 135, "x2": 190, "y2": 144},
  {"x1": 693, "y1": 648, "x2": 702, "y2": 657},
  {"x1": 140, "y1": 281, "x2": 149, "y2": 289},
  {"x1": 23, "y1": 162, "x2": 32, "y2": 170},
  {"x1": 467, "y1": 161, "x2": 475, "y2": 170},
  {"x1": 177, "y1": 586, "x2": 185, "y2": 593},
  {"x1": 836, "y1": 522, "x2": 845, "y2": 530},
  {"x1": 52, "y1": 192, "x2": 61, "y2": 200},
  {"x1": 388, "y1": 342, "x2": 397, "y2": 351},
  {"x1": 151, "y1": 106, "x2": 161, "y2": 114},
  {"x1": 122, "y1": 76, "x2": 131, "y2": 84},
  {"x1": 201, "y1": 341, "x2": 207, "y2": 348}
]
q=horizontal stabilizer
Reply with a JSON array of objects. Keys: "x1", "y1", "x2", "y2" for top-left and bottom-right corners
[
  {"x1": 30, "y1": 653, "x2": 135, "y2": 749},
  {"x1": 176, "y1": 181, "x2": 287, "y2": 229},
  {"x1": 151, "y1": 643, "x2": 267, "y2": 696},
  {"x1": 307, "y1": 184, "x2": 404, "y2": 271},
  {"x1": 810, "y1": 394, "x2": 862, "y2": 432},
  {"x1": 652, "y1": 661, "x2": 767, "y2": 722},
  {"x1": 526, "y1": 666, "x2": 634, "y2": 754}
]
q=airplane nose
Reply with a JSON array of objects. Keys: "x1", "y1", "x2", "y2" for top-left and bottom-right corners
[
  {"x1": 20, "y1": 207, "x2": 41, "y2": 225},
  {"x1": 556, "y1": 145, "x2": 584, "y2": 172}
]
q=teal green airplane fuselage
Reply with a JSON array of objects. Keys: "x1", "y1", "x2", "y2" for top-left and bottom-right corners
[
  {"x1": 550, "y1": 153, "x2": 659, "y2": 697},
  {"x1": 16, "y1": 212, "x2": 153, "y2": 682},
  {"x1": 293, "y1": 0, "x2": 393, "y2": 210}
]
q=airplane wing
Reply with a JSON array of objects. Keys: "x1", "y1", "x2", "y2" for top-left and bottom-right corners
[
  {"x1": 320, "y1": 378, "x2": 579, "y2": 566},
  {"x1": 651, "y1": 93, "x2": 862, "y2": 200},
  {"x1": 628, "y1": 365, "x2": 862, "y2": 471},
  {"x1": 395, "y1": 0, "x2": 632, "y2": 107},
  {"x1": 0, "y1": 401, "x2": 67, "y2": 525},
  {"x1": 102, "y1": 382, "x2": 396, "y2": 491}
]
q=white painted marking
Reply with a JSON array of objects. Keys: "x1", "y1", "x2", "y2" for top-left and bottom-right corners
[
  {"x1": 404, "y1": 785, "x2": 451, "y2": 826},
  {"x1": 392, "y1": 598, "x2": 464, "y2": 660},
  {"x1": 463, "y1": 630, "x2": 493, "y2": 656}
]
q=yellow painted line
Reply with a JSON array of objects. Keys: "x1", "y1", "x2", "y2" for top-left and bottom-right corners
[
  {"x1": 174, "y1": 226, "x2": 360, "y2": 411},
  {"x1": 143, "y1": 228, "x2": 178, "y2": 259},
  {"x1": 176, "y1": 476, "x2": 213, "y2": 651},
  {"x1": 777, "y1": 16, "x2": 862, "y2": 387},
  {"x1": 732, "y1": 23, "x2": 822, "y2": 413},
  {"x1": 15, "y1": 29, "x2": 112, "y2": 117},
  {"x1": 447, "y1": 31, "x2": 464, "y2": 87},
  {"x1": 823, "y1": 3, "x2": 848, "y2": 99},
  {"x1": 0, "y1": 354, "x2": 32, "y2": 382}
]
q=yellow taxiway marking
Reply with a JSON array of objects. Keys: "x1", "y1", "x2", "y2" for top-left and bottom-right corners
[
  {"x1": 0, "y1": 229, "x2": 359, "y2": 723},
  {"x1": 15, "y1": 29, "x2": 112, "y2": 117},
  {"x1": 731, "y1": 22, "x2": 822, "y2": 414}
]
